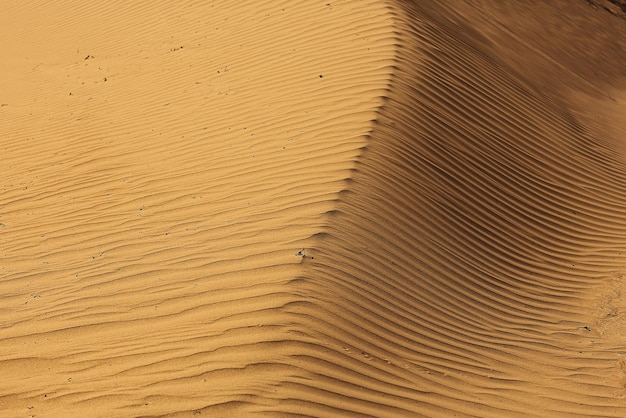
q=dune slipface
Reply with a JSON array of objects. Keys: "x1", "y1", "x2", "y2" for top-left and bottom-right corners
[
  {"x1": 296, "y1": 1, "x2": 626, "y2": 417},
  {"x1": 2, "y1": 0, "x2": 626, "y2": 417}
]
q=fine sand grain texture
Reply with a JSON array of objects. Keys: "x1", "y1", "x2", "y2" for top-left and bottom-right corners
[
  {"x1": 2, "y1": 0, "x2": 626, "y2": 417},
  {"x1": 0, "y1": 1, "x2": 396, "y2": 416},
  {"x1": 298, "y1": 1, "x2": 626, "y2": 416}
]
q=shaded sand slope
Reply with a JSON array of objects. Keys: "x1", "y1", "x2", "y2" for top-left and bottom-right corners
[
  {"x1": 0, "y1": 1, "x2": 397, "y2": 416},
  {"x1": 296, "y1": 1, "x2": 626, "y2": 417},
  {"x1": 2, "y1": 0, "x2": 626, "y2": 417}
]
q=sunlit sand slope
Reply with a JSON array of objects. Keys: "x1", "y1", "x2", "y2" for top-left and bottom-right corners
[
  {"x1": 0, "y1": 1, "x2": 396, "y2": 416},
  {"x1": 297, "y1": 1, "x2": 626, "y2": 417},
  {"x1": 3, "y1": 0, "x2": 626, "y2": 417}
]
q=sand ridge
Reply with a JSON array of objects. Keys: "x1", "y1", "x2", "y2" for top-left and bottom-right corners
[
  {"x1": 2, "y1": 0, "x2": 626, "y2": 417},
  {"x1": 298, "y1": 1, "x2": 626, "y2": 416},
  {"x1": 0, "y1": 1, "x2": 397, "y2": 416}
]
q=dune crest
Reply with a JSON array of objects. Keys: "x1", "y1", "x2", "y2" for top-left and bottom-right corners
[
  {"x1": 296, "y1": 1, "x2": 626, "y2": 416},
  {"x1": 3, "y1": 1, "x2": 626, "y2": 417}
]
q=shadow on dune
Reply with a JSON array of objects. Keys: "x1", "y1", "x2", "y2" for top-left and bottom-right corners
[{"x1": 278, "y1": 1, "x2": 626, "y2": 416}]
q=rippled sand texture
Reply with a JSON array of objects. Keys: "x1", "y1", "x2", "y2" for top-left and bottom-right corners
[
  {"x1": 301, "y1": 1, "x2": 626, "y2": 417},
  {"x1": 0, "y1": 1, "x2": 396, "y2": 416},
  {"x1": 2, "y1": 0, "x2": 626, "y2": 417}
]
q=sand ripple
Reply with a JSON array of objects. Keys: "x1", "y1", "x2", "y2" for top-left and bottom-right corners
[{"x1": 2, "y1": 1, "x2": 626, "y2": 417}]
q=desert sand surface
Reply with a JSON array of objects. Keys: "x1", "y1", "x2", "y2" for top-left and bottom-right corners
[{"x1": 2, "y1": 0, "x2": 626, "y2": 417}]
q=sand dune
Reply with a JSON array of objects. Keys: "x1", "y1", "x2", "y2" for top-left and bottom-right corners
[{"x1": 2, "y1": 1, "x2": 626, "y2": 417}]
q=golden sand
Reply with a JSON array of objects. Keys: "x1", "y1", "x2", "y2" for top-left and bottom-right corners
[{"x1": 2, "y1": 1, "x2": 626, "y2": 416}]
